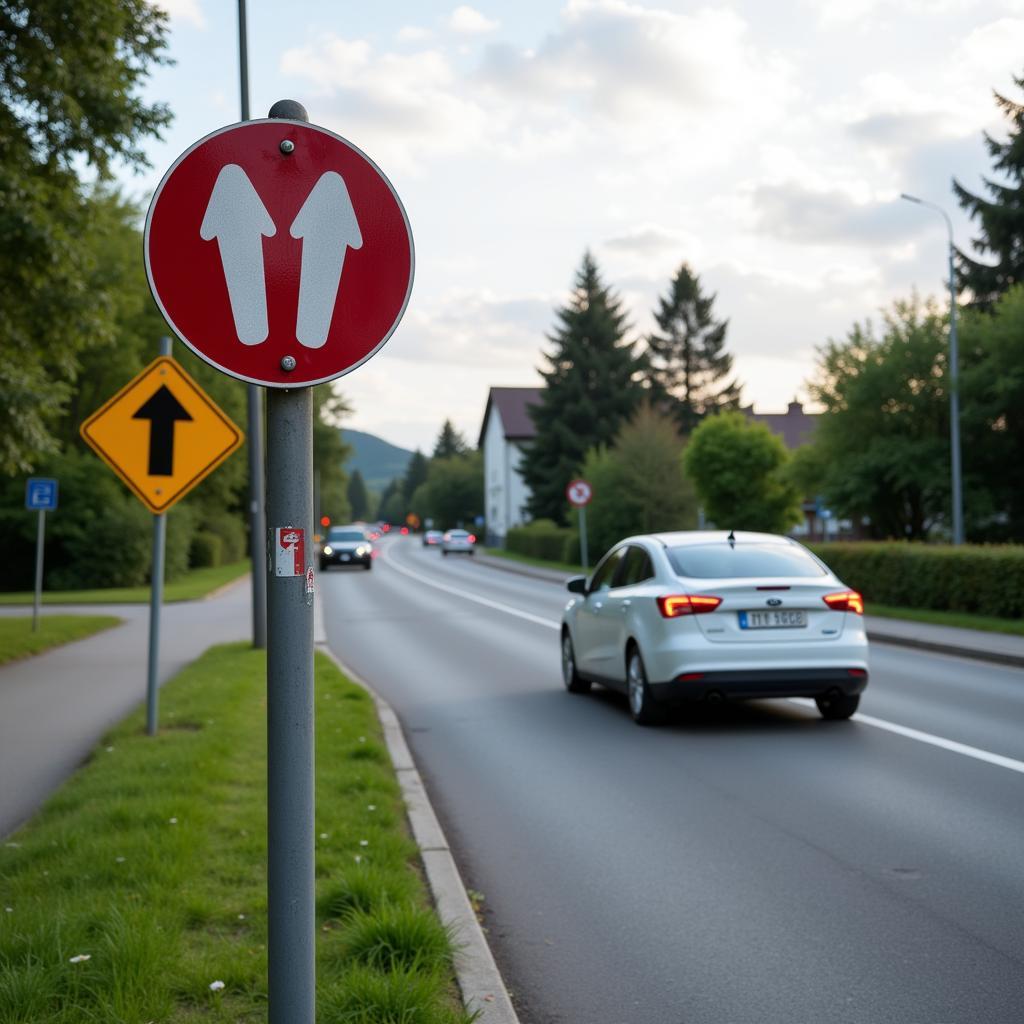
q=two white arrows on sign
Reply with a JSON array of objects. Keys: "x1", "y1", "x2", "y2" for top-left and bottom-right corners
[{"x1": 199, "y1": 164, "x2": 363, "y2": 348}]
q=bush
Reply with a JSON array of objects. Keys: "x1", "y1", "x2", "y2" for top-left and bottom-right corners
[
  {"x1": 506, "y1": 519, "x2": 572, "y2": 562},
  {"x1": 811, "y1": 542, "x2": 1024, "y2": 618},
  {"x1": 189, "y1": 531, "x2": 223, "y2": 568}
]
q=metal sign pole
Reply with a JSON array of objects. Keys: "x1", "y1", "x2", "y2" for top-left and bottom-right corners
[
  {"x1": 145, "y1": 336, "x2": 173, "y2": 736},
  {"x1": 265, "y1": 98, "x2": 315, "y2": 1024},
  {"x1": 237, "y1": 0, "x2": 268, "y2": 649},
  {"x1": 32, "y1": 509, "x2": 45, "y2": 632},
  {"x1": 579, "y1": 506, "x2": 588, "y2": 569},
  {"x1": 266, "y1": 386, "x2": 315, "y2": 1023}
]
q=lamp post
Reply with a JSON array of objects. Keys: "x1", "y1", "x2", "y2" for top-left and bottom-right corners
[{"x1": 900, "y1": 193, "x2": 964, "y2": 545}]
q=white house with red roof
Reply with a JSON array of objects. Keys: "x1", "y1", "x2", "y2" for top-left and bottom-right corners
[
  {"x1": 479, "y1": 387, "x2": 822, "y2": 545},
  {"x1": 478, "y1": 387, "x2": 542, "y2": 547}
]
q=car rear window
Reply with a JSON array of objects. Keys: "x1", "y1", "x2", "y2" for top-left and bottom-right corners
[
  {"x1": 667, "y1": 543, "x2": 825, "y2": 578},
  {"x1": 448, "y1": 530, "x2": 469, "y2": 537},
  {"x1": 329, "y1": 531, "x2": 365, "y2": 542}
]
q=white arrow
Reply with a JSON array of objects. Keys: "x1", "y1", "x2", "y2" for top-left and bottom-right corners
[
  {"x1": 289, "y1": 171, "x2": 363, "y2": 349},
  {"x1": 200, "y1": 164, "x2": 276, "y2": 346}
]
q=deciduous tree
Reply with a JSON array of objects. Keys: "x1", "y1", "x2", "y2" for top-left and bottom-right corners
[
  {"x1": 581, "y1": 404, "x2": 697, "y2": 559},
  {"x1": 805, "y1": 297, "x2": 951, "y2": 539},
  {"x1": 684, "y1": 412, "x2": 801, "y2": 534},
  {"x1": 0, "y1": 0, "x2": 171, "y2": 473}
]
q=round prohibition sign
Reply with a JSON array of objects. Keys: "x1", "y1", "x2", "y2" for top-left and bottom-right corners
[
  {"x1": 144, "y1": 119, "x2": 414, "y2": 389},
  {"x1": 566, "y1": 479, "x2": 593, "y2": 507}
]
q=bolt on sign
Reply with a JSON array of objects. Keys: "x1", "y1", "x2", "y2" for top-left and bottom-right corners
[
  {"x1": 80, "y1": 356, "x2": 243, "y2": 515},
  {"x1": 144, "y1": 119, "x2": 414, "y2": 388}
]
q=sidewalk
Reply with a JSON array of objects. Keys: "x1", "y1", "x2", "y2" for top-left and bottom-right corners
[
  {"x1": 474, "y1": 552, "x2": 1024, "y2": 670},
  {"x1": 0, "y1": 579, "x2": 251, "y2": 837}
]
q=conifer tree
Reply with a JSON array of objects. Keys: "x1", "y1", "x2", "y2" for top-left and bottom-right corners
[
  {"x1": 432, "y1": 420, "x2": 469, "y2": 459},
  {"x1": 521, "y1": 251, "x2": 646, "y2": 523},
  {"x1": 954, "y1": 73, "x2": 1024, "y2": 308},
  {"x1": 403, "y1": 450, "x2": 429, "y2": 501},
  {"x1": 645, "y1": 262, "x2": 740, "y2": 433},
  {"x1": 347, "y1": 469, "x2": 370, "y2": 521}
]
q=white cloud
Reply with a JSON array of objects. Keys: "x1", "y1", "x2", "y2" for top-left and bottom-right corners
[
  {"x1": 154, "y1": 0, "x2": 205, "y2": 28},
  {"x1": 448, "y1": 6, "x2": 500, "y2": 34},
  {"x1": 398, "y1": 25, "x2": 434, "y2": 43}
]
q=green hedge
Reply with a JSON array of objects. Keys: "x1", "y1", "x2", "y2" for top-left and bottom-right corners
[
  {"x1": 506, "y1": 519, "x2": 573, "y2": 562},
  {"x1": 810, "y1": 542, "x2": 1024, "y2": 618},
  {"x1": 189, "y1": 530, "x2": 224, "y2": 568}
]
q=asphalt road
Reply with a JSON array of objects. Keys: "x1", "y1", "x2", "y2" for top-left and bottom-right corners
[{"x1": 321, "y1": 535, "x2": 1024, "y2": 1024}]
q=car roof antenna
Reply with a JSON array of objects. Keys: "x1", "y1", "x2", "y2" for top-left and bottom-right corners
[{"x1": 727, "y1": 530, "x2": 736, "y2": 548}]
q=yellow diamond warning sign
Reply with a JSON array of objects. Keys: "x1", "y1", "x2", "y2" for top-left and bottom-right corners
[{"x1": 80, "y1": 356, "x2": 243, "y2": 515}]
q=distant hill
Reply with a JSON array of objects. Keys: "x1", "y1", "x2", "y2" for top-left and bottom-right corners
[{"x1": 341, "y1": 429, "x2": 416, "y2": 492}]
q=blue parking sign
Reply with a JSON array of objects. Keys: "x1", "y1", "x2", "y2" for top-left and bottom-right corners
[{"x1": 25, "y1": 478, "x2": 58, "y2": 511}]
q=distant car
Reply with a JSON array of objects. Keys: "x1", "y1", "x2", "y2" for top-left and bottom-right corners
[
  {"x1": 423, "y1": 530, "x2": 444, "y2": 546},
  {"x1": 320, "y1": 525, "x2": 373, "y2": 571},
  {"x1": 561, "y1": 530, "x2": 869, "y2": 725},
  {"x1": 441, "y1": 529, "x2": 476, "y2": 555}
]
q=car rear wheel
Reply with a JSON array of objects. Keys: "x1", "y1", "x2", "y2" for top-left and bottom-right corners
[
  {"x1": 561, "y1": 632, "x2": 591, "y2": 694},
  {"x1": 815, "y1": 692, "x2": 860, "y2": 720},
  {"x1": 627, "y1": 647, "x2": 663, "y2": 726}
]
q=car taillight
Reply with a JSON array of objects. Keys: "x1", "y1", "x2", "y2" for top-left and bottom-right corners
[
  {"x1": 823, "y1": 591, "x2": 864, "y2": 615},
  {"x1": 657, "y1": 594, "x2": 722, "y2": 617},
  {"x1": 468, "y1": 534, "x2": 476, "y2": 543}
]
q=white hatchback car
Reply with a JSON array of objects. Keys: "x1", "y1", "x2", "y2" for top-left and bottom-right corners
[{"x1": 561, "y1": 531, "x2": 869, "y2": 725}]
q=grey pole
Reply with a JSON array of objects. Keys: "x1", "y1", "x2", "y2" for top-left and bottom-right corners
[
  {"x1": 266, "y1": 98, "x2": 315, "y2": 1024},
  {"x1": 32, "y1": 509, "x2": 45, "y2": 632},
  {"x1": 238, "y1": 0, "x2": 268, "y2": 646},
  {"x1": 146, "y1": 335, "x2": 173, "y2": 736},
  {"x1": 578, "y1": 506, "x2": 589, "y2": 569},
  {"x1": 901, "y1": 193, "x2": 965, "y2": 544}
]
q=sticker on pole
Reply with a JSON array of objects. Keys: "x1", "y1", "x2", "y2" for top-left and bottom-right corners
[
  {"x1": 566, "y1": 479, "x2": 593, "y2": 507},
  {"x1": 144, "y1": 119, "x2": 414, "y2": 388},
  {"x1": 273, "y1": 527, "x2": 305, "y2": 577}
]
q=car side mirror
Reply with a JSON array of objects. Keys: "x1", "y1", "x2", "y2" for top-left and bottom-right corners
[{"x1": 566, "y1": 576, "x2": 587, "y2": 594}]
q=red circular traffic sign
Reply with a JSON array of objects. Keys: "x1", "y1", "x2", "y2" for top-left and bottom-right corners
[
  {"x1": 566, "y1": 479, "x2": 593, "y2": 507},
  {"x1": 145, "y1": 119, "x2": 414, "y2": 388}
]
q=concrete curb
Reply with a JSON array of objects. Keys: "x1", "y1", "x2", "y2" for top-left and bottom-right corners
[
  {"x1": 861, "y1": 631, "x2": 1024, "y2": 669},
  {"x1": 202, "y1": 570, "x2": 251, "y2": 602},
  {"x1": 314, "y1": 593, "x2": 520, "y2": 1024}
]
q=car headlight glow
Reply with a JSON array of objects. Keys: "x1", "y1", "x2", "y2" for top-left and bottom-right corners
[
  {"x1": 356, "y1": 545, "x2": 368, "y2": 556},
  {"x1": 323, "y1": 545, "x2": 333, "y2": 555}
]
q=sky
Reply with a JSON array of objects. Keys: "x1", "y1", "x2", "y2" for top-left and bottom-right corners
[{"x1": 130, "y1": 0, "x2": 1024, "y2": 452}]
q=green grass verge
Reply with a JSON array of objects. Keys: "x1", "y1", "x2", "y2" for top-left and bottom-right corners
[
  {"x1": 485, "y1": 547, "x2": 1024, "y2": 637},
  {"x1": 0, "y1": 615, "x2": 121, "y2": 667},
  {"x1": 483, "y1": 547, "x2": 584, "y2": 576},
  {"x1": 0, "y1": 561, "x2": 249, "y2": 607},
  {"x1": 0, "y1": 644, "x2": 472, "y2": 1023},
  {"x1": 866, "y1": 603, "x2": 1024, "y2": 636}
]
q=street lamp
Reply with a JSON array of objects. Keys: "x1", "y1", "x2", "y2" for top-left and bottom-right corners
[{"x1": 900, "y1": 193, "x2": 964, "y2": 545}]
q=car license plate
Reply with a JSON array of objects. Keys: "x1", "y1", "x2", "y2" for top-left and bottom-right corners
[
  {"x1": 340, "y1": 553, "x2": 350, "y2": 561},
  {"x1": 739, "y1": 610, "x2": 807, "y2": 629}
]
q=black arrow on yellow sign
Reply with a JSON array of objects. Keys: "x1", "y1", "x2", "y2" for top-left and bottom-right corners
[{"x1": 132, "y1": 385, "x2": 193, "y2": 476}]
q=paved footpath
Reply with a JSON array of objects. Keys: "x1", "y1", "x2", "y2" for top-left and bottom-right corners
[{"x1": 0, "y1": 578, "x2": 251, "y2": 838}]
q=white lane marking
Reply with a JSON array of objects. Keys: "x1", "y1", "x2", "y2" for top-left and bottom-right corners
[
  {"x1": 788, "y1": 699, "x2": 1024, "y2": 776},
  {"x1": 380, "y1": 544, "x2": 560, "y2": 631}
]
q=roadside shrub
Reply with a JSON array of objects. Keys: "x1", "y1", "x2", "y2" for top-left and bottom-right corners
[
  {"x1": 203, "y1": 510, "x2": 247, "y2": 563},
  {"x1": 189, "y1": 531, "x2": 223, "y2": 568},
  {"x1": 506, "y1": 519, "x2": 572, "y2": 561},
  {"x1": 811, "y1": 542, "x2": 1024, "y2": 618}
]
